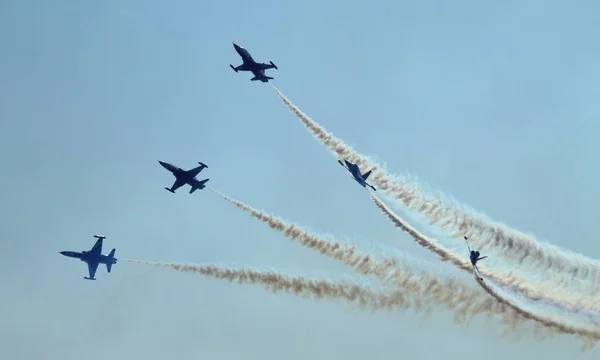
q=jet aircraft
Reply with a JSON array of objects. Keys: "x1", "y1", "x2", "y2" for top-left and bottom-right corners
[
  {"x1": 59, "y1": 235, "x2": 117, "y2": 280},
  {"x1": 338, "y1": 159, "x2": 376, "y2": 191},
  {"x1": 159, "y1": 160, "x2": 209, "y2": 194},
  {"x1": 464, "y1": 236, "x2": 487, "y2": 280},
  {"x1": 229, "y1": 42, "x2": 278, "y2": 83}
]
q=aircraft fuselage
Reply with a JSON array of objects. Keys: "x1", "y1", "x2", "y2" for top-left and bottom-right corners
[
  {"x1": 345, "y1": 161, "x2": 367, "y2": 187},
  {"x1": 159, "y1": 160, "x2": 205, "y2": 183},
  {"x1": 159, "y1": 160, "x2": 209, "y2": 193},
  {"x1": 338, "y1": 159, "x2": 376, "y2": 191},
  {"x1": 230, "y1": 43, "x2": 276, "y2": 83},
  {"x1": 159, "y1": 161, "x2": 193, "y2": 181},
  {"x1": 158, "y1": 160, "x2": 180, "y2": 173},
  {"x1": 60, "y1": 236, "x2": 117, "y2": 280},
  {"x1": 60, "y1": 251, "x2": 117, "y2": 265},
  {"x1": 470, "y1": 252, "x2": 478, "y2": 265},
  {"x1": 234, "y1": 43, "x2": 254, "y2": 63}
]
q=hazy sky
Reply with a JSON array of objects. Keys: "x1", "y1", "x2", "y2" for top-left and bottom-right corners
[{"x1": 1, "y1": 0, "x2": 599, "y2": 359}]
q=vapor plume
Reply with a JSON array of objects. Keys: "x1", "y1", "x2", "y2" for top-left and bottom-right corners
[
  {"x1": 366, "y1": 191, "x2": 589, "y2": 305},
  {"x1": 127, "y1": 258, "x2": 598, "y2": 348},
  {"x1": 207, "y1": 188, "x2": 515, "y2": 321},
  {"x1": 270, "y1": 84, "x2": 600, "y2": 294},
  {"x1": 367, "y1": 190, "x2": 600, "y2": 345},
  {"x1": 206, "y1": 187, "x2": 600, "y2": 345},
  {"x1": 126, "y1": 259, "x2": 412, "y2": 313}
]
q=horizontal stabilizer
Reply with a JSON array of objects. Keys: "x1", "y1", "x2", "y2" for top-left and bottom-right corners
[
  {"x1": 107, "y1": 248, "x2": 116, "y2": 273},
  {"x1": 190, "y1": 179, "x2": 209, "y2": 194}
]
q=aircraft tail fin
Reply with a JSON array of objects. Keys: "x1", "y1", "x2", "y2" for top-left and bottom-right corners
[
  {"x1": 190, "y1": 179, "x2": 209, "y2": 194},
  {"x1": 361, "y1": 170, "x2": 372, "y2": 180},
  {"x1": 107, "y1": 249, "x2": 116, "y2": 273}
]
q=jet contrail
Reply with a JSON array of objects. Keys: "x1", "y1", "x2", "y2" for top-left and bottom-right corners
[
  {"x1": 128, "y1": 259, "x2": 531, "y2": 339},
  {"x1": 205, "y1": 187, "x2": 600, "y2": 341},
  {"x1": 367, "y1": 190, "x2": 600, "y2": 312},
  {"x1": 270, "y1": 84, "x2": 600, "y2": 292},
  {"x1": 206, "y1": 188, "x2": 522, "y2": 323},
  {"x1": 128, "y1": 259, "x2": 597, "y2": 347},
  {"x1": 476, "y1": 277, "x2": 599, "y2": 350},
  {"x1": 367, "y1": 189, "x2": 600, "y2": 344},
  {"x1": 126, "y1": 260, "x2": 413, "y2": 312}
]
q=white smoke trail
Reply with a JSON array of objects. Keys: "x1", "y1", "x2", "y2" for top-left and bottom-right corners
[
  {"x1": 127, "y1": 259, "x2": 599, "y2": 348},
  {"x1": 206, "y1": 188, "x2": 518, "y2": 323},
  {"x1": 126, "y1": 260, "x2": 415, "y2": 313},
  {"x1": 367, "y1": 191, "x2": 600, "y2": 311},
  {"x1": 270, "y1": 84, "x2": 600, "y2": 296},
  {"x1": 366, "y1": 189, "x2": 600, "y2": 346},
  {"x1": 206, "y1": 187, "x2": 600, "y2": 345}
]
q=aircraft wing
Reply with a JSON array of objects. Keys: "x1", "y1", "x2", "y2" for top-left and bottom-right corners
[
  {"x1": 87, "y1": 261, "x2": 99, "y2": 279},
  {"x1": 171, "y1": 178, "x2": 186, "y2": 192},
  {"x1": 473, "y1": 264, "x2": 483, "y2": 280},
  {"x1": 187, "y1": 165, "x2": 206, "y2": 178},
  {"x1": 257, "y1": 62, "x2": 276, "y2": 70},
  {"x1": 89, "y1": 238, "x2": 103, "y2": 255}
]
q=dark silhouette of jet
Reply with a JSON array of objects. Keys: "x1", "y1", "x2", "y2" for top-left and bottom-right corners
[
  {"x1": 338, "y1": 159, "x2": 376, "y2": 191},
  {"x1": 159, "y1": 160, "x2": 209, "y2": 194},
  {"x1": 59, "y1": 235, "x2": 116, "y2": 280},
  {"x1": 229, "y1": 42, "x2": 278, "y2": 83},
  {"x1": 464, "y1": 236, "x2": 487, "y2": 281}
]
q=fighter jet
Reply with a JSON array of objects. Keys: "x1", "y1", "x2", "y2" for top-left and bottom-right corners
[
  {"x1": 59, "y1": 235, "x2": 117, "y2": 280},
  {"x1": 229, "y1": 42, "x2": 278, "y2": 83},
  {"x1": 338, "y1": 159, "x2": 376, "y2": 191},
  {"x1": 159, "y1": 160, "x2": 209, "y2": 194},
  {"x1": 464, "y1": 236, "x2": 487, "y2": 281}
]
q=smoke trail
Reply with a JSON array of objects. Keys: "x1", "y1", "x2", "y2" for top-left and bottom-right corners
[
  {"x1": 126, "y1": 259, "x2": 415, "y2": 313},
  {"x1": 367, "y1": 190, "x2": 600, "y2": 312},
  {"x1": 206, "y1": 187, "x2": 600, "y2": 340},
  {"x1": 270, "y1": 84, "x2": 600, "y2": 291},
  {"x1": 206, "y1": 188, "x2": 521, "y2": 322},
  {"x1": 475, "y1": 277, "x2": 599, "y2": 350},
  {"x1": 367, "y1": 189, "x2": 600, "y2": 344},
  {"x1": 127, "y1": 260, "x2": 516, "y2": 331},
  {"x1": 128, "y1": 258, "x2": 598, "y2": 347}
]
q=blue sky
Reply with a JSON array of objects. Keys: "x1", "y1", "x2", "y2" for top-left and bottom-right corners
[{"x1": 1, "y1": 0, "x2": 599, "y2": 359}]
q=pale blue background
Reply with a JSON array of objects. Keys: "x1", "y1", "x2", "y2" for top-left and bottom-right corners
[{"x1": 1, "y1": 0, "x2": 599, "y2": 359}]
